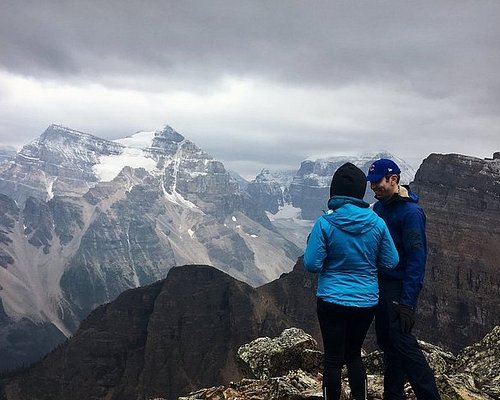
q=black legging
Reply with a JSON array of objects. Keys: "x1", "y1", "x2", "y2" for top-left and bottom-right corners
[{"x1": 317, "y1": 298, "x2": 376, "y2": 400}]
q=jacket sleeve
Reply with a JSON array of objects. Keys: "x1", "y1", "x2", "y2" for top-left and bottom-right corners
[
  {"x1": 377, "y1": 220, "x2": 399, "y2": 270},
  {"x1": 303, "y1": 217, "x2": 328, "y2": 273},
  {"x1": 400, "y1": 207, "x2": 427, "y2": 308}
]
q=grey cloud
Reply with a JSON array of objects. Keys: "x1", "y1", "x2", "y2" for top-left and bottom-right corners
[
  {"x1": 2, "y1": 1, "x2": 499, "y2": 97},
  {"x1": 1, "y1": 0, "x2": 499, "y2": 178}
]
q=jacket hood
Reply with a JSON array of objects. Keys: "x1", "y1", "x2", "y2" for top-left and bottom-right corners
[
  {"x1": 399, "y1": 185, "x2": 420, "y2": 203},
  {"x1": 323, "y1": 198, "x2": 379, "y2": 235},
  {"x1": 379, "y1": 185, "x2": 420, "y2": 205}
]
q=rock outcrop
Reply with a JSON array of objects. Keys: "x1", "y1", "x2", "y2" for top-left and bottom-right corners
[{"x1": 178, "y1": 326, "x2": 500, "y2": 400}]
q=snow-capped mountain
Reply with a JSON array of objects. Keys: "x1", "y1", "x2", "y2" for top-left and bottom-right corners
[
  {"x1": 289, "y1": 152, "x2": 417, "y2": 219},
  {"x1": 243, "y1": 153, "x2": 418, "y2": 246},
  {"x1": 0, "y1": 124, "x2": 301, "y2": 370},
  {"x1": 247, "y1": 152, "x2": 417, "y2": 221}
]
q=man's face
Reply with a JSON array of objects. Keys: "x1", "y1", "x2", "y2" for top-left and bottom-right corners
[{"x1": 370, "y1": 175, "x2": 398, "y2": 199}]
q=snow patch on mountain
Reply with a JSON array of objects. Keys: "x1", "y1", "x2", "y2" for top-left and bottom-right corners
[
  {"x1": 162, "y1": 186, "x2": 199, "y2": 209},
  {"x1": 114, "y1": 130, "x2": 156, "y2": 149},
  {"x1": 266, "y1": 205, "x2": 313, "y2": 249},
  {"x1": 267, "y1": 204, "x2": 302, "y2": 221},
  {"x1": 93, "y1": 147, "x2": 157, "y2": 182}
]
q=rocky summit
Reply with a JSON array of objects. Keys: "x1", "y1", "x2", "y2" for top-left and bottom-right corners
[{"x1": 0, "y1": 125, "x2": 301, "y2": 371}]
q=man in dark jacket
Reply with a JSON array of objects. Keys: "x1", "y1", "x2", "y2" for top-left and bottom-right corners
[{"x1": 367, "y1": 159, "x2": 440, "y2": 400}]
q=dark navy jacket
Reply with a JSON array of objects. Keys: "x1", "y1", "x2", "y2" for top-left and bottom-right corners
[{"x1": 373, "y1": 186, "x2": 427, "y2": 308}]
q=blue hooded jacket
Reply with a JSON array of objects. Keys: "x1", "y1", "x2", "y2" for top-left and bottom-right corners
[
  {"x1": 373, "y1": 186, "x2": 427, "y2": 309},
  {"x1": 304, "y1": 196, "x2": 399, "y2": 307}
]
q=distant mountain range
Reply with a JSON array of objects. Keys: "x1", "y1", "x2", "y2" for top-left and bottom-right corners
[
  {"x1": 0, "y1": 124, "x2": 302, "y2": 370},
  {"x1": 247, "y1": 153, "x2": 417, "y2": 220}
]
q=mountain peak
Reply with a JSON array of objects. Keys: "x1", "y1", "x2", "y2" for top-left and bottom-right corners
[
  {"x1": 155, "y1": 125, "x2": 185, "y2": 143},
  {"x1": 41, "y1": 124, "x2": 108, "y2": 144}
]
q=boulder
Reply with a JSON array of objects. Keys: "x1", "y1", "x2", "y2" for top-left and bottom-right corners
[{"x1": 237, "y1": 327, "x2": 323, "y2": 379}]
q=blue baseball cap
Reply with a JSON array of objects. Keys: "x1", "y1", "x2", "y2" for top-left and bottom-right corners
[{"x1": 366, "y1": 159, "x2": 401, "y2": 182}]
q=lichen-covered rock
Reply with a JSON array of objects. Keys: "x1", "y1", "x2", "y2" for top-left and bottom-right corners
[
  {"x1": 237, "y1": 327, "x2": 322, "y2": 379},
  {"x1": 436, "y1": 373, "x2": 494, "y2": 400},
  {"x1": 419, "y1": 340, "x2": 457, "y2": 375},
  {"x1": 454, "y1": 326, "x2": 500, "y2": 399},
  {"x1": 364, "y1": 350, "x2": 385, "y2": 376}
]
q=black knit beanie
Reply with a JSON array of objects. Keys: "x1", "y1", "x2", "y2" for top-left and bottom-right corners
[{"x1": 329, "y1": 162, "x2": 367, "y2": 199}]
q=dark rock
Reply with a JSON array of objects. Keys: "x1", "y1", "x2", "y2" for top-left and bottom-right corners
[
  {"x1": 0, "y1": 265, "x2": 292, "y2": 400},
  {"x1": 454, "y1": 326, "x2": 500, "y2": 398},
  {"x1": 412, "y1": 153, "x2": 500, "y2": 352},
  {"x1": 0, "y1": 318, "x2": 67, "y2": 372},
  {"x1": 23, "y1": 197, "x2": 53, "y2": 254},
  {"x1": 49, "y1": 197, "x2": 84, "y2": 245}
]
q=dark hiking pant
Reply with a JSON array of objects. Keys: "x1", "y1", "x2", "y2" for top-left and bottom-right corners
[
  {"x1": 317, "y1": 298, "x2": 376, "y2": 400},
  {"x1": 376, "y1": 278, "x2": 440, "y2": 400}
]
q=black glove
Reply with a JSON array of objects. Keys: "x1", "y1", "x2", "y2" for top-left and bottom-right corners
[{"x1": 393, "y1": 302, "x2": 415, "y2": 334}]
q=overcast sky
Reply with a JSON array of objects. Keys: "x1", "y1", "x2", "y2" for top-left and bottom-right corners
[{"x1": 1, "y1": 1, "x2": 499, "y2": 177}]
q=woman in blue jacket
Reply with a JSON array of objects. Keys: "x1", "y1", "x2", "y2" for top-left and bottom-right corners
[{"x1": 304, "y1": 162, "x2": 398, "y2": 400}]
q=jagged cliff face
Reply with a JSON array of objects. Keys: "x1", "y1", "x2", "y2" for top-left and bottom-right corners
[
  {"x1": 246, "y1": 169, "x2": 285, "y2": 214},
  {"x1": 412, "y1": 153, "x2": 500, "y2": 352},
  {"x1": 0, "y1": 125, "x2": 301, "y2": 371}
]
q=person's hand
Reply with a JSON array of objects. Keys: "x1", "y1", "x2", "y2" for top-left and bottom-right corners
[{"x1": 393, "y1": 302, "x2": 415, "y2": 333}]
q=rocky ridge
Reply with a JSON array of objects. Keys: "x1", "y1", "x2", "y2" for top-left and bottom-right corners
[{"x1": 0, "y1": 264, "x2": 308, "y2": 400}]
